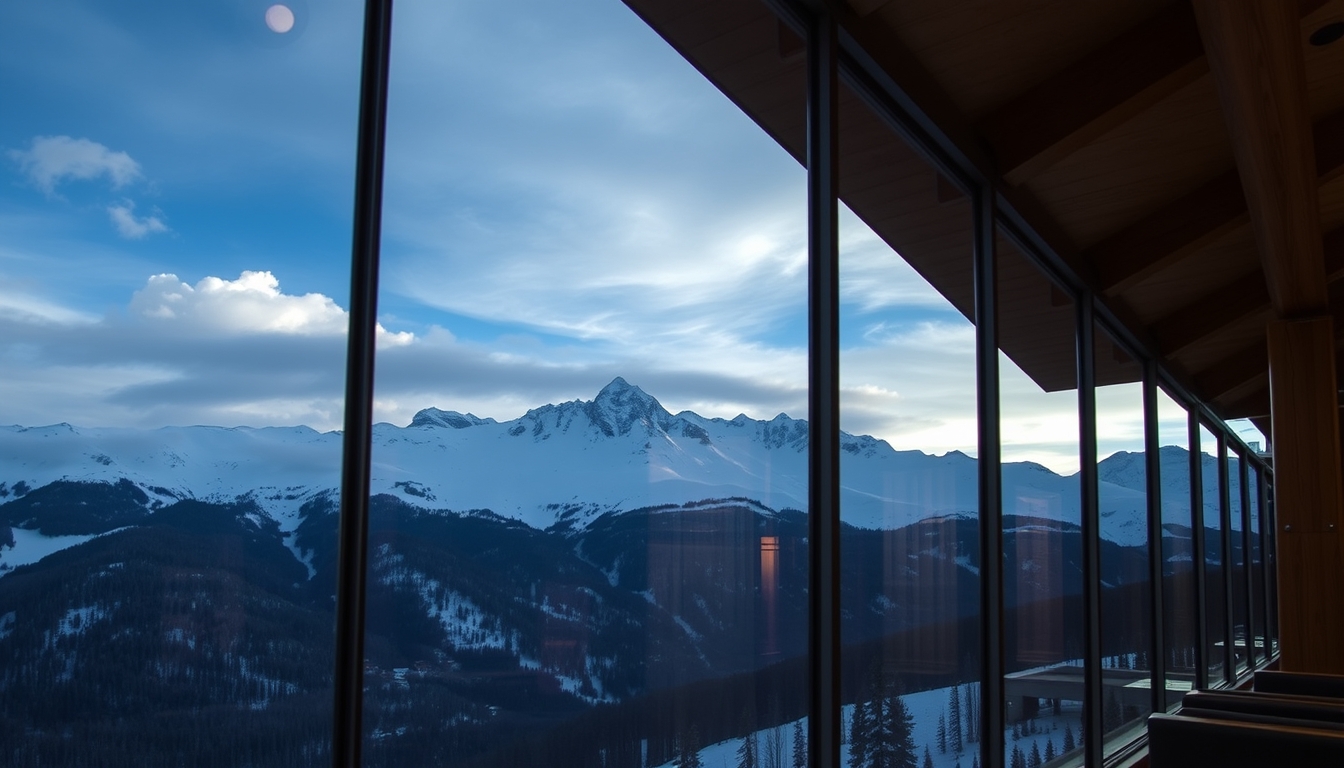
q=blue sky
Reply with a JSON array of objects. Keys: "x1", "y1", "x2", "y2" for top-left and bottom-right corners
[{"x1": 0, "y1": 0, "x2": 1262, "y2": 471}]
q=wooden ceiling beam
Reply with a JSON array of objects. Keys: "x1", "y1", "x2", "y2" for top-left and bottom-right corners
[
  {"x1": 981, "y1": 0, "x2": 1329, "y2": 190},
  {"x1": 1152, "y1": 273, "x2": 1269, "y2": 356},
  {"x1": 979, "y1": 2, "x2": 1206, "y2": 186},
  {"x1": 1222, "y1": 383, "x2": 1271, "y2": 421},
  {"x1": 1092, "y1": 107, "x2": 1344, "y2": 295},
  {"x1": 1193, "y1": 0, "x2": 1325, "y2": 317},
  {"x1": 1149, "y1": 225, "x2": 1344, "y2": 356},
  {"x1": 1092, "y1": 170, "x2": 1246, "y2": 295},
  {"x1": 1193, "y1": 342, "x2": 1267, "y2": 401},
  {"x1": 1327, "y1": 226, "x2": 1344, "y2": 280}
]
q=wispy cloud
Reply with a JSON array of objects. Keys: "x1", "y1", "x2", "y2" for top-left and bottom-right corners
[
  {"x1": 9, "y1": 136, "x2": 142, "y2": 195},
  {"x1": 107, "y1": 200, "x2": 168, "y2": 239}
]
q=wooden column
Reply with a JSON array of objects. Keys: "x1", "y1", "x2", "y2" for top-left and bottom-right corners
[
  {"x1": 1268, "y1": 319, "x2": 1344, "y2": 673},
  {"x1": 1193, "y1": 0, "x2": 1344, "y2": 672}
]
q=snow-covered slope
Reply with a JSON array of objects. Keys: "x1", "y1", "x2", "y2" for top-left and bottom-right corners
[{"x1": 0, "y1": 377, "x2": 1165, "y2": 544}]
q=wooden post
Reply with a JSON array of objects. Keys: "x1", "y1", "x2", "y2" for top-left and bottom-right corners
[{"x1": 1267, "y1": 317, "x2": 1344, "y2": 673}]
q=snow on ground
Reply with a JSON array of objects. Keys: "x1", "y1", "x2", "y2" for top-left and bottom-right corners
[
  {"x1": 651, "y1": 681, "x2": 1088, "y2": 768},
  {"x1": 0, "y1": 527, "x2": 102, "y2": 578}
]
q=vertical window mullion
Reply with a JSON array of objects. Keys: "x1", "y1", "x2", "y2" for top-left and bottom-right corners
[
  {"x1": 1189, "y1": 410, "x2": 1208, "y2": 690},
  {"x1": 1217, "y1": 433, "x2": 1235, "y2": 685},
  {"x1": 1239, "y1": 453, "x2": 1255, "y2": 667},
  {"x1": 1077, "y1": 296, "x2": 1103, "y2": 768},
  {"x1": 976, "y1": 187, "x2": 1004, "y2": 768},
  {"x1": 333, "y1": 1, "x2": 395, "y2": 766},
  {"x1": 1143, "y1": 363, "x2": 1166, "y2": 714},
  {"x1": 805, "y1": 10, "x2": 841, "y2": 768}
]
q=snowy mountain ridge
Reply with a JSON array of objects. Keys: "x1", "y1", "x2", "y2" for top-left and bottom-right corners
[{"x1": 1, "y1": 377, "x2": 1170, "y2": 544}]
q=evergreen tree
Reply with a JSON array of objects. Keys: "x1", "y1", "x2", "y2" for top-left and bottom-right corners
[
  {"x1": 847, "y1": 667, "x2": 923, "y2": 768},
  {"x1": 1062, "y1": 723, "x2": 1076, "y2": 753},
  {"x1": 1012, "y1": 722, "x2": 1021, "y2": 741},
  {"x1": 736, "y1": 733, "x2": 757, "y2": 768},
  {"x1": 922, "y1": 745, "x2": 935, "y2": 768},
  {"x1": 1010, "y1": 744, "x2": 1025, "y2": 768},
  {"x1": 676, "y1": 726, "x2": 703, "y2": 768},
  {"x1": 792, "y1": 720, "x2": 806, "y2": 768},
  {"x1": 949, "y1": 683, "x2": 963, "y2": 752},
  {"x1": 938, "y1": 712, "x2": 948, "y2": 754},
  {"x1": 1103, "y1": 688, "x2": 1123, "y2": 733},
  {"x1": 1028, "y1": 741, "x2": 1041, "y2": 768},
  {"x1": 849, "y1": 700, "x2": 871, "y2": 768},
  {"x1": 883, "y1": 694, "x2": 919, "y2": 768},
  {"x1": 1044, "y1": 738, "x2": 1056, "y2": 762}
]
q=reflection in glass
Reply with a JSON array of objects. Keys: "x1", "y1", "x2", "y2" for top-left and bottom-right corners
[
  {"x1": 1156, "y1": 389, "x2": 1196, "y2": 710},
  {"x1": 1199, "y1": 425, "x2": 1226, "y2": 686},
  {"x1": 998, "y1": 233, "x2": 1084, "y2": 766},
  {"x1": 367, "y1": 1, "x2": 809, "y2": 765},
  {"x1": 1093, "y1": 327, "x2": 1151, "y2": 753},
  {"x1": 837, "y1": 75, "x2": 981, "y2": 768}
]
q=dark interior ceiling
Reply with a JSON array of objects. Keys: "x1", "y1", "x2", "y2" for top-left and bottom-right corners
[{"x1": 623, "y1": 0, "x2": 1344, "y2": 439}]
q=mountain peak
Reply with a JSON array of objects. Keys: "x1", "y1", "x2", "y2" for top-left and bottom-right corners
[
  {"x1": 587, "y1": 378, "x2": 671, "y2": 437},
  {"x1": 593, "y1": 377, "x2": 660, "y2": 409},
  {"x1": 409, "y1": 408, "x2": 497, "y2": 430}
]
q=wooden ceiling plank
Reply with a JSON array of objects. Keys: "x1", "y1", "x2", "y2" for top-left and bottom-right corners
[
  {"x1": 1091, "y1": 169, "x2": 1246, "y2": 295},
  {"x1": 1326, "y1": 225, "x2": 1344, "y2": 280},
  {"x1": 1223, "y1": 384, "x2": 1271, "y2": 421},
  {"x1": 1150, "y1": 224, "x2": 1344, "y2": 355},
  {"x1": 1152, "y1": 272, "x2": 1270, "y2": 355},
  {"x1": 1092, "y1": 106, "x2": 1344, "y2": 296},
  {"x1": 980, "y1": 2, "x2": 1206, "y2": 186},
  {"x1": 1316, "y1": 108, "x2": 1344, "y2": 186},
  {"x1": 1193, "y1": 341, "x2": 1267, "y2": 401},
  {"x1": 1193, "y1": 0, "x2": 1326, "y2": 317}
]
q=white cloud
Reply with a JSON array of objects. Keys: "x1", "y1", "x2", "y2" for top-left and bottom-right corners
[
  {"x1": 107, "y1": 200, "x2": 168, "y2": 239},
  {"x1": 9, "y1": 135, "x2": 142, "y2": 195},
  {"x1": 127, "y1": 270, "x2": 413, "y2": 345}
]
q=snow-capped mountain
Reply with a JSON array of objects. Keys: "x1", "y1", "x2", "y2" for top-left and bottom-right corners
[{"x1": 0, "y1": 377, "x2": 1187, "y2": 545}]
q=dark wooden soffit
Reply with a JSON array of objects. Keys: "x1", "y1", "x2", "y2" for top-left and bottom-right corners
[
  {"x1": 1091, "y1": 106, "x2": 1344, "y2": 297},
  {"x1": 979, "y1": 2, "x2": 1207, "y2": 187},
  {"x1": 621, "y1": 0, "x2": 1344, "y2": 417},
  {"x1": 1150, "y1": 224, "x2": 1344, "y2": 359}
]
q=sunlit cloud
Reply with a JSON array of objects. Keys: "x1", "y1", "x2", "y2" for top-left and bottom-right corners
[
  {"x1": 9, "y1": 135, "x2": 142, "y2": 195},
  {"x1": 127, "y1": 271, "x2": 412, "y2": 346}
]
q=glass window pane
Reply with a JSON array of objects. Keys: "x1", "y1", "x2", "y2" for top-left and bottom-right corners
[
  {"x1": 998, "y1": 232, "x2": 1083, "y2": 767},
  {"x1": 1199, "y1": 424, "x2": 1226, "y2": 686},
  {"x1": 1093, "y1": 326, "x2": 1150, "y2": 753},
  {"x1": 1247, "y1": 465, "x2": 1265, "y2": 665},
  {"x1": 837, "y1": 77, "x2": 980, "y2": 768},
  {"x1": 1227, "y1": 448, "x2": 1247, "y2": 675},
  {"x1": 1264, "y1": 473, "x2": 1279, "y2": 655},
  {"x1": 0, "y1": 2, "x2": 359, "y2": 763},
  {"x1": 368, "y1": 1, "x2": 808, "y2": 765},
  {"x1": 1156, "y1": 389, "x2": 1196, "y2": 710}
]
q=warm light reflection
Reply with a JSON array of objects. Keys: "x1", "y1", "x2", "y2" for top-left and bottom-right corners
[{"x1": 760, "y1": 535, "x2": 779, "y2": 656}]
